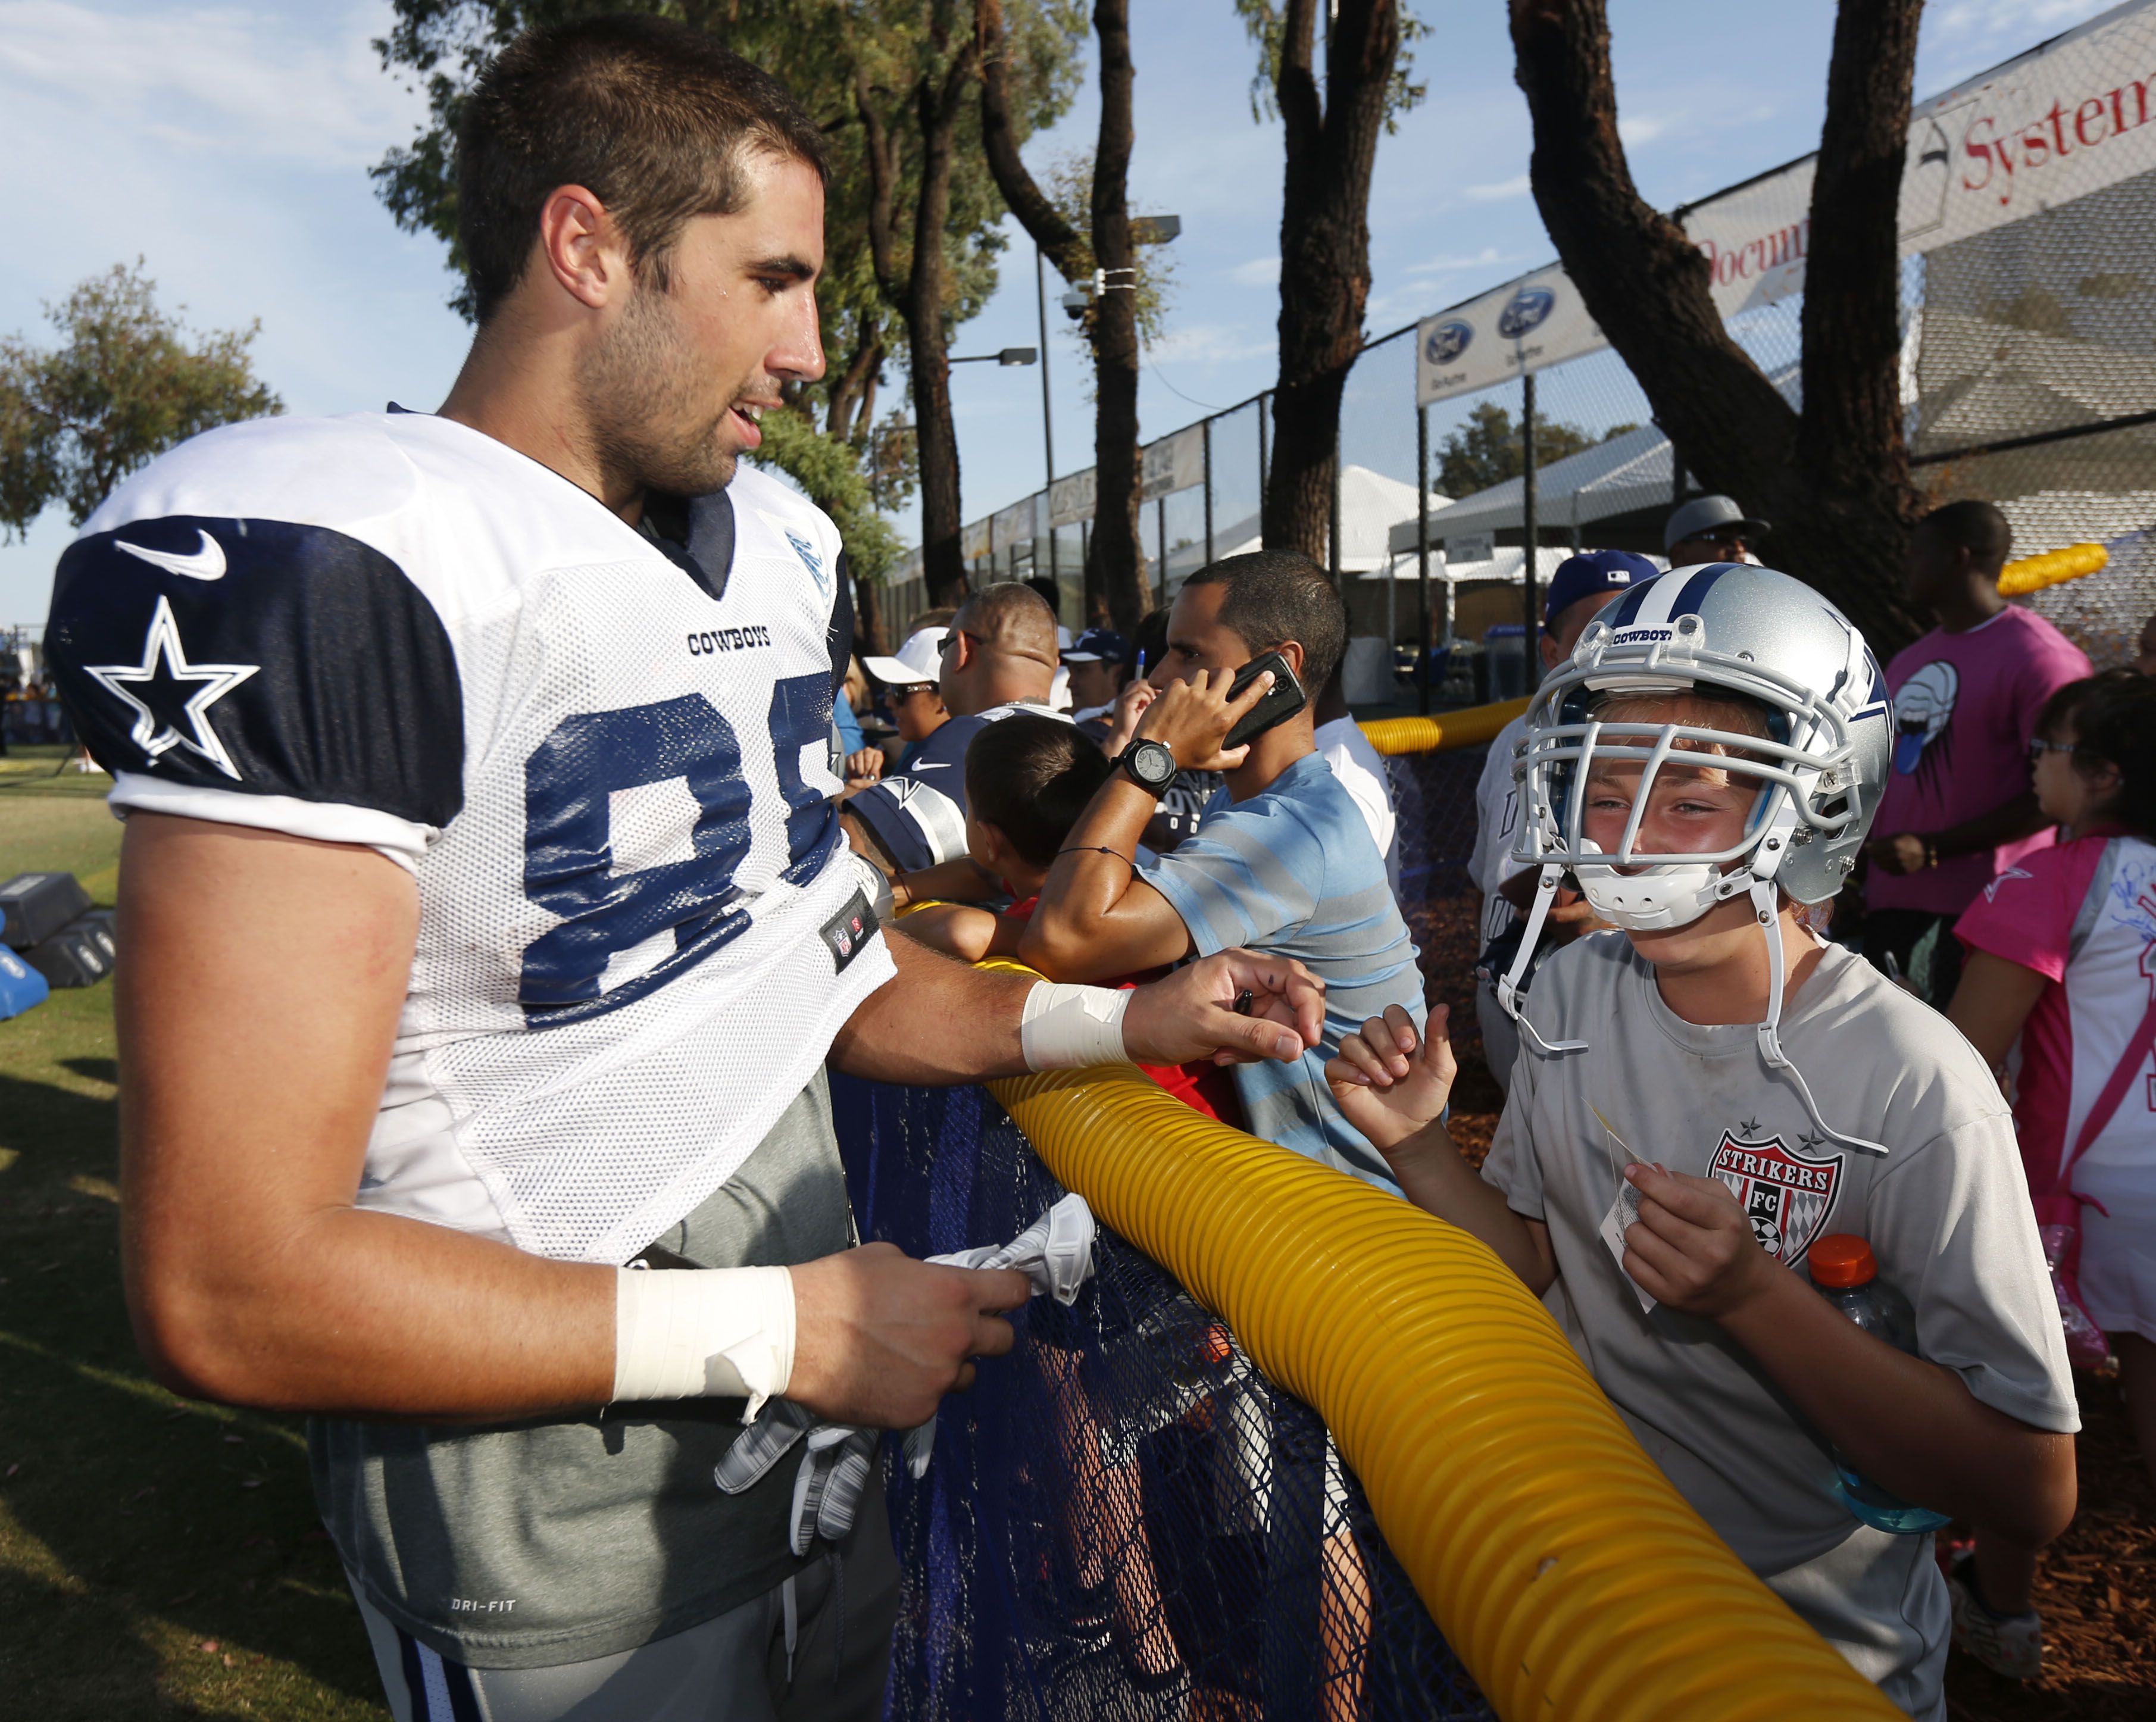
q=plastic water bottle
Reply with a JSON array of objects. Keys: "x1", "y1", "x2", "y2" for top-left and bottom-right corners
[{"x1": 1807, "y1": 1235, "x2": 1952, "y2": 1535}]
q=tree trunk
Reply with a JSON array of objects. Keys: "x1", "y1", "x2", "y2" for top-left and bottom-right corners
[
  {"x1": 1791, "y1": 0, "x2": 1924, "y2": 647},
  {"x1": 854, "y1": 24, "x2": 979, "y2": 612},
  {"x1": 1263, "y1": 0, "x2": 1401, "y2": 566},
  {"x1": 826, "y1": 315, "x2": 884, "y2": 445},
  {"x1": 1508, "y1": 0, "x2": 1924, "y2": 654},
  {"x1": 856, "y1": 569, "x2": 890, "y2": 658},
  {"x1": 1088, "y1": 0, "x2": 1146, "y2": 629}
]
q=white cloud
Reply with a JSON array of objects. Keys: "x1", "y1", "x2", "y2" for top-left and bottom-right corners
[
  {"x1": 1230, "y1": 255, "x2": 1281, "y2": 287},
  {"x1": 1618, "y1": 113, "x2": 1668, "y2": 147},
  {"x1": 1404, "y1": 246, "x2": 1507, "y2": 278},
  {"x1": 1464, "y1": 174, "x2": 1532, "y2": 202},
  {"x1": 0, "y1": 1, "x2": 428, "y2": 170},
  {"x1": 1146, "y1": 322, "x2": 1272, "y2": 365}
]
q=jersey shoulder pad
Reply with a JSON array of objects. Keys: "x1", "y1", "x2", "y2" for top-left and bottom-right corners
[{"x1": 46, "y1": 504, "x2": 464, "y2": 829}]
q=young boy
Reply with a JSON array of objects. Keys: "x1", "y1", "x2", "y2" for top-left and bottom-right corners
[{"x1": 1324, "y1": 566, "x2": 2077, "y2": 1718}]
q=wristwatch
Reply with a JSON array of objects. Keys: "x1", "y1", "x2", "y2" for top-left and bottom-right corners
[{"x1": 1118, "y1": 739, "x2": 1179, "y2": 797}]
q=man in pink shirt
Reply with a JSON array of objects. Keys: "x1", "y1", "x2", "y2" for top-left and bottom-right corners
[{"x1": 1865, "y1": 501, "x2": 2091, "y2": 999}]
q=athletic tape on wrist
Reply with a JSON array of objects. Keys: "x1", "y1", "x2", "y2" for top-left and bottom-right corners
[
  {"x1": 1020, "y1": 980, "x2": 1131, "y2": 1071},
  {"x1": 612, "y1": 1264, "x2": 795, "y2": 1418}
]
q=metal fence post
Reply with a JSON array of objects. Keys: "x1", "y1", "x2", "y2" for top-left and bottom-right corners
[
  {"x1": 1416, "y1": 401, "x2": 1432, "y2": 715},
  {"x1": 1156, "y1": 495, "x2": 1168, "y2": 608},
  {"x1": 1329, "y1": 422, "x2": 1343, "y2": 587},
  {"x1": 1522, "y1": 370, "x2": 1540, "y2": 691},
  {"x1": 1202, "y1": 416, "x2": 1215, "y2": 567}
]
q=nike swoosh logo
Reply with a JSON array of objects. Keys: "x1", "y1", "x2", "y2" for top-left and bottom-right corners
[{"x1": 115, "y1": 529, "x2": 227, "y2": 582}]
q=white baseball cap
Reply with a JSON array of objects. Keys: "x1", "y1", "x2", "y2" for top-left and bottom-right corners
[{"x1": 861, "y1": 626, "x2": 948, "y2": 688}]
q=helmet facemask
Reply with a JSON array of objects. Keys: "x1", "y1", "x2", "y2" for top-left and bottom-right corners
[{"x1": 1493, "y1": 605, "x2": 1887, "y2": 1154}]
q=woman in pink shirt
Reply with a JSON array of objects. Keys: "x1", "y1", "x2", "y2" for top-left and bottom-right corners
[{"x1": 1946, "y1": 668, "x2": 2156, "y2": 1679}]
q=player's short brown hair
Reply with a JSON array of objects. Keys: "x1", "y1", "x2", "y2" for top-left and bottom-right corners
[
  {"x1": 457, "y1": 15, "x2": 829, "y2": 323},
  {"x1": 965, "y1": 716, "x2": 1114, "y2": 869}
]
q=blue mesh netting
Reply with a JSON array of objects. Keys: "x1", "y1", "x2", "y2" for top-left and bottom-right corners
[
  {"x1": 832, "y1": 1076, "x2": 1491, "y2": 1721},
  {"x1": 830, "y1": 743, "x2": 1498, "y2": 1720}
]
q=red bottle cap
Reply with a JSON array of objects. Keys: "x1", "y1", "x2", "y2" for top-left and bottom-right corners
[{"x1": 1809, "y1": 1235, "x2": 1876, "y2": 1288}]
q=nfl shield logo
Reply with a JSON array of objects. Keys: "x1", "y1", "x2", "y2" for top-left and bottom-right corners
[
  {"x1": 1709, "y1": 1130, "x2": 1842, "y2": 1266},
  {"x1": 785, "y1": 528, "x2": 828, "y2": 593}
]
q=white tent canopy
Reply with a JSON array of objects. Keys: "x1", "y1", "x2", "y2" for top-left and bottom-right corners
[
  {"x1": 1166, "y1": 464, "x2": 1449, "y2": 585},
  {"x1": 1404, "y1": 365, "x2": 1801, "y2": 549}
]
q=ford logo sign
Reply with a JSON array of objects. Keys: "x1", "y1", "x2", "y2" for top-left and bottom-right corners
[
  {"x1": 1423, "y1": 319, "x2": 1473, "y2": 366},
  {"x1": 1498, "y1": 286, "x2": 1556, "y2": 339}
]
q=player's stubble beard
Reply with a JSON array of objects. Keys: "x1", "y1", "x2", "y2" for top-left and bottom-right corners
[{"x1": 578, "y1": 272, "x2": 745, "y2": 503}]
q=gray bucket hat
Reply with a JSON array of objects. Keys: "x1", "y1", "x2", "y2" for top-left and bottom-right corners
[{"x1": 1664, "y1": 494, "x2": 1770, "y2": 554}]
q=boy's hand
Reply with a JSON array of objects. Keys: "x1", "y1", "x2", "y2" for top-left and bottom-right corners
[
  {"x1": 1100, "y1": 677, "x2": 1158, "y2": 758},
  {"x1": 1620, "y1": 1163, "x2": 1779, "y2": 1318},
  {"x1": 1324, "y1": 1003, "x2": 1456, "y2": 1152},
  {"x1": 842, "y1": 747, "x2": 885, "y2": 793},
  {"x1": 1136, "y1": 668, "x2": 1272, "y2": 773},
  {"x1": 895, "y1": 903, "x2": 998, "y2": 962}
]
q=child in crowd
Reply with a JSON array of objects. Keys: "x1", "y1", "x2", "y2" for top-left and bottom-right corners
[
  {"x1": 893, "y1": 712, "x2": 1245, "y2": 1127},
  {"x1": 1945, "y1": 668, "x2": 2156, "y2": 1676},
  {"x1": 1324, "y1": 567, "x2": 2076, "y2": 1717}
]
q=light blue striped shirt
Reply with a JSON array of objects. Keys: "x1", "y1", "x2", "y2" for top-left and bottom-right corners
[{"x1": 1141, "y1": 751, "x2": 1425, "y2": 1187}]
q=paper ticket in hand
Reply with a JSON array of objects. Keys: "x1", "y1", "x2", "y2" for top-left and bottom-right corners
[{"x1": 1592, "y1": 1105, "x2": 1657, "y2": 1315}]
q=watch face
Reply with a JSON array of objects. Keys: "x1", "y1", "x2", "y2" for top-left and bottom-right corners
[{"x1": 1131, "y1": 740, "x2": 1176, "y2": 787}]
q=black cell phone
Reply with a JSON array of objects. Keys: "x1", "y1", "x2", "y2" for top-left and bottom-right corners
[{"x1": 1222, "y1": 650, "x2": 1308, "y2": 751}]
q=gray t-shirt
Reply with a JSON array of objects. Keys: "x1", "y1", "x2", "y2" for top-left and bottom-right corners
[
  {"x1": 311, "y1": 1076, "x2": 854, "y2": 1669},
  {"x1": 1483, "y1": 935, "x2": 2076, "y2": 1714}
]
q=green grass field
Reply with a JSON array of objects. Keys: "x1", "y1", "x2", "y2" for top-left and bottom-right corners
[{"x1": 0, "y1": 779, "x2": 386, "y2": 1720}]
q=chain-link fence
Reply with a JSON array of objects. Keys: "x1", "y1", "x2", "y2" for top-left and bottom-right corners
[{"x1": 889, "y1": 1, "x2": 2156, "y2": 678}]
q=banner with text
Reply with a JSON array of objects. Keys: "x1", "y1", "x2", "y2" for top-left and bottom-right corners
[{"x1": 1416, "y1": 0, "x2": 2156, "y2": 404}]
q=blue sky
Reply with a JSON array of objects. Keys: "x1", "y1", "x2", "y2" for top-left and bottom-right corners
[{"x1": 0, "y1": 0, "x2": 2117, "y2": 623}]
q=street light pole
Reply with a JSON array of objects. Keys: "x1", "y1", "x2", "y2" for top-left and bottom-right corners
[{"x1": 1036, "y1": 246, "x2": 1057, "y2": 586}]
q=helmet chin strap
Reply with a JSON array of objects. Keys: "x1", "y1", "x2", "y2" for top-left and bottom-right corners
[
  {"x1": 1496, "y1": 864, "x2": 1588, "y2": 1057},
  {"x1": 1751, "y1": 878, "x2": 1888, "y2": 1156}
]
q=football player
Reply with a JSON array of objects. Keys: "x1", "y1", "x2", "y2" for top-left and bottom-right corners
[{"x1": 42, "y1": 18, "x2": 1321, "y2": 1722}]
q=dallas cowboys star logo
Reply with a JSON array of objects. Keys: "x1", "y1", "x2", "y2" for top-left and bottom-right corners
[{"x1": 83, "y1": 595, "x2": 260, "y2": 780}]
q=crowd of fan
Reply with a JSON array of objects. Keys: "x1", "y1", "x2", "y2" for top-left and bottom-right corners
[{"x1": 830, "y1": 498, "x2": 2156, "y2": 1707}]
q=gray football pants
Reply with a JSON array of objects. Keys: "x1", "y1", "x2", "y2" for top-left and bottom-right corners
[{"x1": 351, "y1": 1490, "x2": 899, "y2": 1722}]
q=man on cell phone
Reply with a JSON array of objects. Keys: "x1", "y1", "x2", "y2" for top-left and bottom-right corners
[{"x1": 1022, "y1": 551, "x2": 1427, "y2": 1189}]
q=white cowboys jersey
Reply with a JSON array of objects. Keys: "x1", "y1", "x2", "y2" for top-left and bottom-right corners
[{"x1": 46, "y1": 411, "x2": 895, "y2": 1264}]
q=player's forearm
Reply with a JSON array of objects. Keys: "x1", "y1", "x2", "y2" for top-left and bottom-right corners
[
  {"x1": 1386, "y1": 1128, "x2": 1555, "y2": 1293},
  {"x1": 126, "y1": 1201, "x2": 617, "y2": 1418},
  {"x1": 1717, "y1": 1267, "x2": 2076, "y2": 1544},
  {"x1": 828, "y1": 933, "x2": 1035, "y2": 1082}
]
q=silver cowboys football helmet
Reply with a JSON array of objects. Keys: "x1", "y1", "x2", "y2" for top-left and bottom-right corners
[{"x1": 1495, "y1": 563, "x2": 1893, "y2": 1152}]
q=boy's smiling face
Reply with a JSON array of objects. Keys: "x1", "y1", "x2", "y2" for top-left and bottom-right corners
[{"x1": 1579, "y1": 693, "x2": 1777, "y2": 972}]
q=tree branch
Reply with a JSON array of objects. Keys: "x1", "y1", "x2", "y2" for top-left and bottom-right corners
[
  {"x1": 1797, "y1": 0, "x2": 1921, "y2": 511},
  {"x1": 977, "y1": 0, "x2": 1088, "y2": 280},
  {"x1": 854, "y1": 66, "x2": 905, "y2": 308}
]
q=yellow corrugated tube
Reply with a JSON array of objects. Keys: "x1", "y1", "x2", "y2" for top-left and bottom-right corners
[
  {"x1": 984, "y1": 1061, "x2": 1902, "y2": 1721},
  {"x1": 1998, "y1": 542, "x2": 2107, "y2": 597},
  {"x1": 1360, "y1": 696, "x2": 1530, "y2": 757}
]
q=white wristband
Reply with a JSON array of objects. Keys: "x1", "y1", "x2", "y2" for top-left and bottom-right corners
[
  {"x1": 1020, "y1": 981, "x2": 1132, "y2": 1071},
  {"x1": 612, "y1": 1264, "x2": 796, "y2": 1420}
]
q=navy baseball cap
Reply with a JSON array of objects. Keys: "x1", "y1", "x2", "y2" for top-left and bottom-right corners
[
  {"x1": 1063, "y1": 627, "x2": 1129, "y2": 663},
  {"x1": 1544, "y1": 550, "x2": 1660, "y2": 624}
]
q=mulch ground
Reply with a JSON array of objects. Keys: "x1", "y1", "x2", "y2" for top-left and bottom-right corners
[{"x1": 1404, "y1": 892, "x2": 2156, "y2": 1714}]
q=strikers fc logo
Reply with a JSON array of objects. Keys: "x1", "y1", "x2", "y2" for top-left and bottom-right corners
[{"x1": 1710, "y1": 1127, "x2": 1843, "y2": 1267}]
